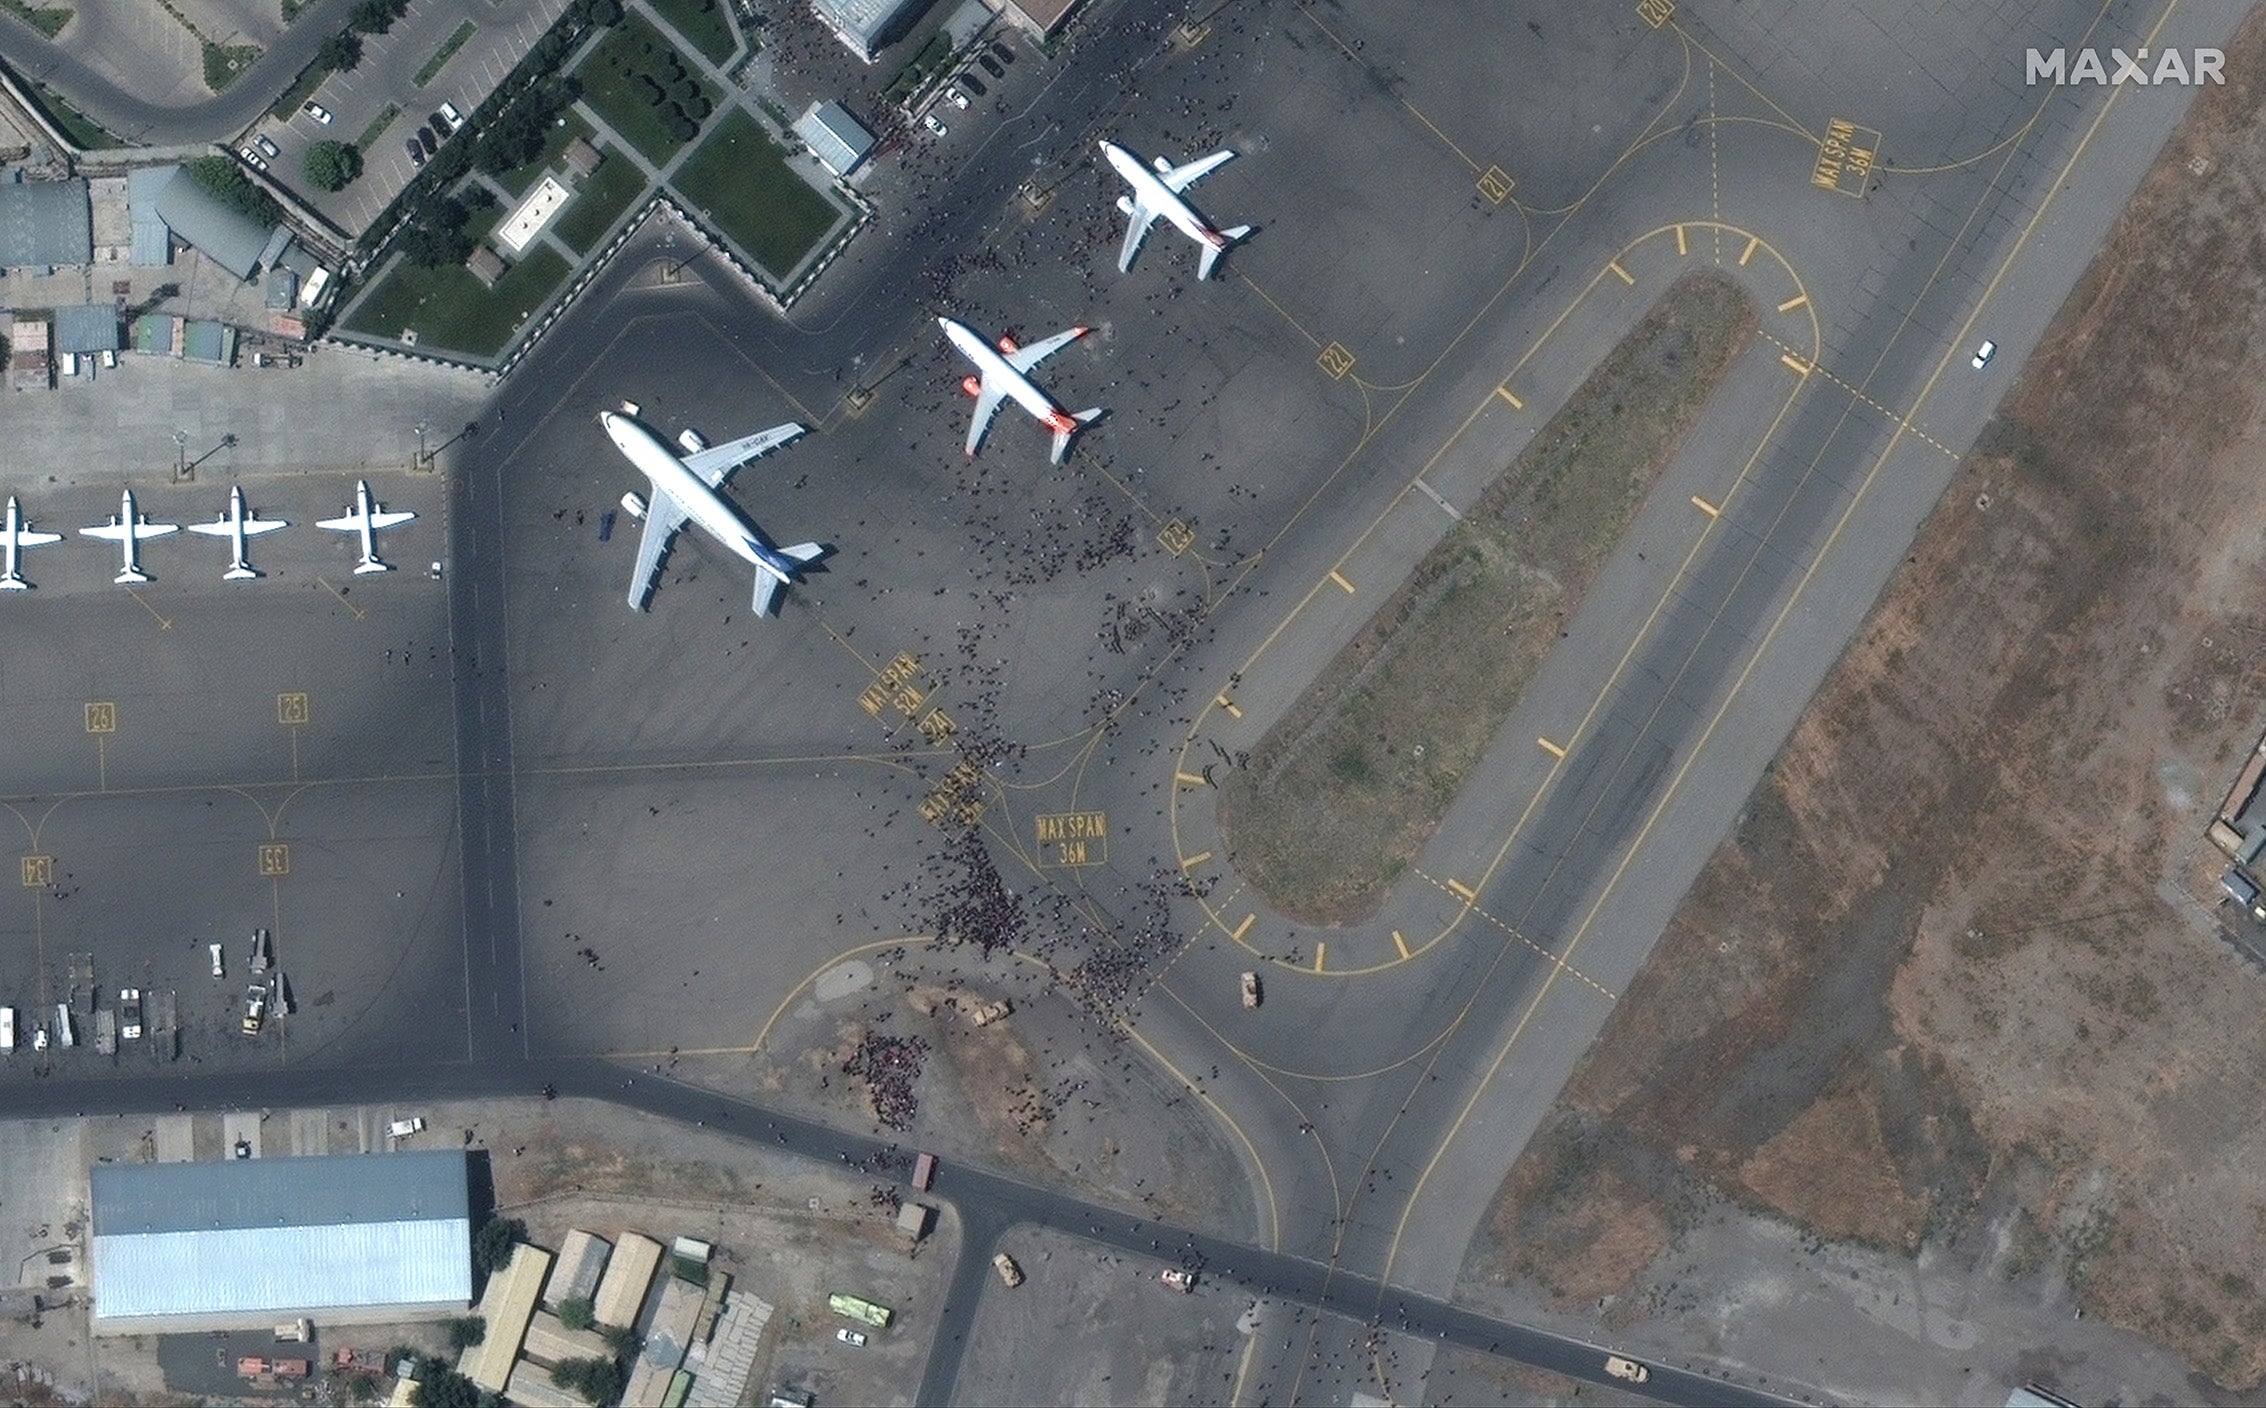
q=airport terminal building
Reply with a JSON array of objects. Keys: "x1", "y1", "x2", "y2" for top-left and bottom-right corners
[{"x1": 90, "y1": 1151, "x2": 473, "y2": 1334}]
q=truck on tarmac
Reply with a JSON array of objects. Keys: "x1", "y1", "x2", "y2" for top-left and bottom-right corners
[
  {"x1": 912, "y1": 1152, "x2": 936, "y2": 1190},
  {"x1": 992, "y1": 1252, "x2": 1024, "y2": 1288},
  {"x1": 1605, "y1": 1356, "x2": 1649, "y2": 1384}
]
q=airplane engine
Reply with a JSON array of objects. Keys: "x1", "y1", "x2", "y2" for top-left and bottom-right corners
[
  {"x1": 961, "y1": 375, "x2": 983, "y2": 398},
  {"x1": 620, "y1": 491, "x2": 648, "y2": 520},
  {"x1": 1115, "y1": 195, "x2": 1133, "y2": 215},
  {"x1": 997, "y1": 334, "x2": 1019, "y2": 354}
]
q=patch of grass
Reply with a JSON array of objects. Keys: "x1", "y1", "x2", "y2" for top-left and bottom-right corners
[
  {"x1": 344, "y1": 245, "x2": 570, "y2": 359},
  {"x1": 203, "y1": 40, "x2": 263, "y2": 94},
  {"x1": 2, "y1": 0, "x2": 71, "y2": 39},
  {"x1": 881, "y1": 29, "x2": 950, "y2": 106},
  {"x1": 576, "y1": 11, "x2": 717, "y2": 163},
  {"x1": 1218, "y1": 270, "x2": 1756, "y2": 923},
  {"x1": 357, "y1": 102, "x2": 401, "y2": 150},
  {"x1": 647, "y1": 0, "x2": 733, "y2": 63},
  {"x1": 493, "y1": 111, "x2": 593, "y2": 196},
  {"x1": 24, "y1": 76, "x2": 120, "y2": 148},
  {"x1": 414, "y1": 19, "x2": 476, "y2": 85},
  {"x1": 554, "y1": 148, "x2": 645, "y2": 251},
  {"x1": 270, "y1": 58, "x2": 327, "y2": 120},
  {"x1": 671, "y1": 108, "x2": 842, "y2": 277}
]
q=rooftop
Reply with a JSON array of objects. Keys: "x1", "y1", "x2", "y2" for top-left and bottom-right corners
[
  {"x1": 152, "y1": 169, "x2": 277, "y2": 281},
  {"x1": 794, "y1": 102, "x2": 874, "y2": 177},
  {"x1": 0, "y1": 175, "x2": 92, "y2": 270}
]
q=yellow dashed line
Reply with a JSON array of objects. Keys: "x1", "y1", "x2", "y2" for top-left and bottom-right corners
[
  {"x1": 1176, "y1": 771, "x2": 1207, "y2": 787},
  {"x1": 1761, "y1": 331, "x2": 1962, "y2": 459},
  {"x1": 1607, "y1": 260, "x2": 1635, "y2": 285},
  {"x1": 1182, "y1": 850, "x2": 1213, "y2": 869},
  {"x1": 1216, "y1": 695, "x2": 1243, "y2": 719},
  {"x1": 1675, "y1": 224, "x2": 1687, "y2": 256},
  {"x1": 1495, "y1": 386, "x2": 1523, "y2": 409},
  {"x1": 1392, "y1": 930, "x2": 1411, "y2": 959},
  {"x1": 1781, "y1": 353, "x2": 1812, "y2": 377},
  {"x1": 1690, "y1": 494, "x2": 1720, "y2": 518},
  {"x1": 1776, "y1": 292, "x2": 1809, "y2": 313},
  {"x1": 1536, "y1": 736, "x2": 1566, "y2": 758},
  {"x1": 1231, "y1": 913, "x2": 1256, "y2": 941},
  {"x1": 1412, "y1": 870, "x2": 1618, "y2": 998},
  {"x1": 1313, "y1": 943, "x2": 1327, "y2": 973},
  {"x1": 1445, "y1": 878, "x2": 1476, "y2": 901},
  {"x1": 1739, "y1": 235, "x2": 1761, "y2": 267},
  {"x1": 1328, "y1": 569, "x2": 1355, "y2": 593}
]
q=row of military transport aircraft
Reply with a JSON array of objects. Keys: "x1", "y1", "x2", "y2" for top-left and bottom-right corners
[{"x1": 2, "y1": 139, "x2": 1246, "y2": 615}]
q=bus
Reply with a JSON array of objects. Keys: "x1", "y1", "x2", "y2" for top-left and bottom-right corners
[{"x1": 828, "y1": 1293, "x2": 892, "y2": 1328}]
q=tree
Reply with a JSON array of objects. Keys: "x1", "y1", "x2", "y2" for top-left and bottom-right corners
[
  {"x1": 445, "y1": 1314, "x2": 486, "y2": 1350},
  {"x1": 471, "y1": 1216, "x2": 526, "y2": 1275},
  {"x1": 549, "y1": 1357, "x2": 625, "y2": 1407},
  {"x1": 303, "y1": 139, "x2": 363, "y2": 192},
  {"x1": 350, "y1": 0, "x2": 405, "y2": 33},
  {"x1": 317, "y1": 29, "x2": 362, "y2": 72},
  {"x1": 185, "y1": 155, "x2": 283, "y2": 225},
  {"x1": 408, "y1": 1358, "x2": 483, "y2": 1408},
  {"x1": 556, "y1": 1296, "x2": 595, "y2": 1332},
  {"x1": 598, "y1": 1323, "x2": 639, "y2": 1360}
]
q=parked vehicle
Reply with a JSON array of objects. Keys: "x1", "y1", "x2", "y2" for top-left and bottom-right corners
[
  {"x1": 210, "y1": 942, "x2": 225, "y2": 978},
  {"x1": 257, "y1": 135, "x2": 280, "y2": 158},
  {"x1": 303, "y1": 101, "x2": 332, "y2": 124},
  {"x1": 923, "y1": 113, "x2": 948, "y2": 137},
  {"x1": 53, "y1": 1004, "x2": 73, "y2": 1048},
  {"x1": 241, "y1": 983, "x2": 268, "y2": 1036},
  {"x1": 238, "y1": 146, "x2": 268, "y2": 172},
  {"x1": 834, "y1": 1328, "x2": 867, "y2": 1347},
  {"x1": 387, "y1": 1116, "x2": 425, "y2": 1138},
  {"x1": 1, "y1": 1006, "x2": 14, "y2": 1052},
  {"x1": 1241, "y1": 971, "x2": 1261, "y2": 1008},
  {"x1": 120, "y1": 988, "x2": 141, "y2": 1040},
  {"x1": 958, "y1": 71, "x2": 986, "y2": 97},
  {"x1": 1161, "y1": 1268, "x2": 1194, "y2": 1291},
  {"x1": 407, "y1": 139, "x2": 426, "y2": 168},
  {"x1": 944, "y1": 86, "x2": 970, "y2": 109},
  {"x1": 438, "y1": 100, "x2": 463, "y2": 128},
  {"x1": 249, "y1": 927, "x2": 270, "y2": 974},
  {"x1": 912, "y1": 1151, "x2": 936, "y2": 1190},
  {"x1": 992, "y1": 1252, "x2": 1023, "y2": 1287},
  {"x1": 1605, "y1": 1356, "x2": 1649, "y2": 1384},
  {"x1": 978, "y1": 52, "x2": 1005, "y2": 78}
]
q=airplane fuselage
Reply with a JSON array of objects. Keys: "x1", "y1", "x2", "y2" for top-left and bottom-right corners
[
  {"x1": 940, "y1": 319, "x2": 1076, "y2": 433},
  {"x1": 1103, "y1": 141, "x2": 1227, "y2": 249},
  {"x1": 600, "y1": 413, "x2": 795, "y2": 581}
]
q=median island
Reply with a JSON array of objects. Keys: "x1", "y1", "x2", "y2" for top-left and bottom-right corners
[{"x1": 1218, "y1": 269, "x2": 1756, "y2": 924}]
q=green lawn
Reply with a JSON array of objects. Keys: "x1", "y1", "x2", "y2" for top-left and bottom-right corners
[
  {"x1": 555, "y1": 149, "x2": 646, "y2": 252},
  {"x1": 2, "y1": 1, "x2": 71, "y2": 38},
  {"x1": 670, "y1": 109, "x2": 841, "y2": 278},
  {"x1": 203, "y1": 40, "x2": 262, "y2": 94},
  {"x1": 494, "y1": 111, "x2": 593, "y2": 196},
  {"x1": 415, "y1": 19, "x2": 475, "y2": 85},
  {"x1": 343, "y1": 246, "x2": 571, "y2": 360},
  {"x1": 357, "y1": 102, "x2": 400, "y2": 149},
  {"x1": 575, "y1": 11, "x2": 717, "y2": 164},
  {"x1": 647, "y1": 0, "x2": 733, "y2": 64},
  {"x1": 270, "y1": 56, "x2": 327, "y2": 119}
]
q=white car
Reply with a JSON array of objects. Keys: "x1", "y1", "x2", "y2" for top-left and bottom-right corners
[
  {"x1": 303, "y1": 101, "x2": 332, "y2": 125},
  {"x1": 834, "y1": 1328, "x2": 867, "y2": 1347},
  {"x1": 923, "y1": 113, "x2": 948, "y2": 137},
  {"x1": 1970, "y1": 338, "x2": 1996, "y2": 370},
  {"x1": 388, "y1": 1115, "x2": 426, "y2": 1138},
  {"x1": 944, "y1": 86, "x2": 970, "y2": 110},
  {"x1": 438, "y1": 100, "x2": 463, "y2": 129},
  {"x1": 210, "y1": 942, "x2": 225, "y2": 978},
  {"x1": 119, "y1": 988, "x2": 142, "y2": 1041},
  {"x1": 238, "y1": 146, "x2": 268, "y2": 172}
]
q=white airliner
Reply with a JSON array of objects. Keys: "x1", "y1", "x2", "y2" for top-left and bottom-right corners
[
  {"x1": 187, "y1": 484, "x2": 289, "y2": 581},
  {"x1": 0, "y1": 496, "x2": 62, "y2": 590},
  {"x1": 1101, "y1": 140, "x2": 1250, "y2": 280},
  {"x1": 81, "y1": 489, "x2": 179, "y2": 585},
  {"x1": 940, "y1": 317, "x2": 1104, "y2": 464},
  {"x1": 318, "y1": 480, "x2": 416, "y2": 574},
  {"x1": 600, "y1": 406, "x2": 823, "y2": 615}
]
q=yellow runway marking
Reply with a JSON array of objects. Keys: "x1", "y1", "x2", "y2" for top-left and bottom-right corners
[
  {"x1": 1777, "y1": 292, "x2": 1809, "y2": 313},
  {"x1": 20, "y1": 855, "x2": 52, "y2": 888},
  {"x1": 315, "y1": 577, "x2": 365, "y2": 619},
  {"x1": 1328, "y1": 569, "x2": 1355, "y2": 593},
  {"x1": 1607, "y1": 260, "x2": 1635, "y2": 285},
  {"x1": 1675, "y1": 224, "x2": 1688, "y2": 256},
  {"x1": 1761, "y1": 332, "x2": 1964, "y2": 459},
  {"x1": 1740, "y1": 235, "x2": 1761, "y2": 266},
  {"x1": 1392, "y1": 930, "x2": 1411, "y2": 960},
  {"x1": 1216, "y1": 695, "x2": 1243, "y2": 719},
  {"x1": 1313, "y1": 943, "x2": 1327, "y2": 973},
  {"x1": 1231, "y1": 913, "x2": 1255, "y2": 941},
  {"x1": 1176, "y1": 771, "x2": 1207, "y2": 787},
  {"x1": 1781, "y1": 352, "x2": 1812, "y2": 376},
  {"x1": 1181, "y1": 850, "x2": 1212, "y2": 870},
  {"x1": 1495, "y1": 385, "x2": 1523, "y2": 408},
  {"x1": 1690, "y1": 494, "x2": 1720, "y2": 518},
  {"x1": 123, "y1": 588, "x2": 173, "y2": 629},
  {"x1": 1444, "y1": 878, "x2": 1475, "y2": 901},
  {"x1": 1537, "y1": 736, "x2": 1566, "y2": 758}
]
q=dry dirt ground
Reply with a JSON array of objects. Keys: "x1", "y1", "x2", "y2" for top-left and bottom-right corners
[{"x1": 1459, "y1": 9, "x2": 2266, "y2": 1405}]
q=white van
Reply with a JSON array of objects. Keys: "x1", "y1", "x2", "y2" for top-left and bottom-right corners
[
  {"x1": 0, "y1": 1006, "x2": 14, "y2": 1052},
  {"x1": 53, "y1": 1004, "x2": 73, "y2": 1048}
]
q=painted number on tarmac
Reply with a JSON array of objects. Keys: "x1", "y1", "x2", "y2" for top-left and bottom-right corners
[
  {"x1": 1157, "y1": 519, "x2": 1197, "y2": 556},
  {"x1": 860, "y1": 652, "x2": 928, "y2": 721},
  {"x1": 84, "y1": 701, "x2": 116, "y2": 734},
  {"x1": 1637, "y1": 0, "x2": 1674, "y2": 27},
  {"x1": 1477, "y1": 166, "x2": 1515, "y2": 204},
  {"x1": 257, "y1": 843, "x2": 291, "y2": 877},
  {"x1": 277, "y1": 692, "x2": 311, "y2": 726},
  {"x1": 1317, "y1": 343, "x2": 1356, "y2": 380},
  {"x1": 1813, "y1": 118, "x2": 1881, "y2": 196},
  {"x1": 20, "y1": 856, "x2": 52, "y2": 888},
  {"x1": 1036, "y1": 811, "x2": 1108, "y2": 868}
]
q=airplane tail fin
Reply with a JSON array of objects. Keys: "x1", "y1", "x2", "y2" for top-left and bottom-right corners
[
  {"x1": 353, "y1": 558, "x2": 393, "y2": 576},
  {"x1": 0, "y1": 572, "x2": 27, "y2": 591},
  {"x1": 1199, "y1": 227, "x2": 1252, "y2": 280},
  {"x1": 115, "y1": 568, "x2": 150, "y2": 585},
  {"x1": 224, "y1": 565, "x2": 260, "y2": 582},
  {"x1": 780, "y1": 542, "x2": 826, "y2": 565},
  {"x1": 1051, "y1": 408, "x2": 1105, "y2": 464}
]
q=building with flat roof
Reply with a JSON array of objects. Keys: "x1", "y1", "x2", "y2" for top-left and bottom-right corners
[
  {"x1": 550, "y1": 1229, "x2": 611, "y2": 1307},
  {"x1": 89, "y1": 1151, "x2": 473, "y2": 1333},
  {"x1": 809, "y1": 0, "x2": 933, "y2": 61},
  {"x1": 152, "y1": 168, "x2": 277, "y2": 281},
  {"x1": 998, "y1": 0, "x2": 1081, "y2": 37},
  {"x1": 592, "y1": 1231, "x2": 662, "y2": 1328},
  {"x1": 0, "y1": 175, "x2": 92, "y2": 271},
  {"x1": 53, "y1": 304, "x2": 118, "y2": 356},
  {"x1": 794, "y1": 101, "x2": 875, "y2": 177},
  {"x1": 181, "y1": 319, "x2": 236, "y2": 366},
  {"x1": 458, "y1": 1242, "x2": 553, "y2": 1393},
  {"x1": 126, "y1": 167, "x2": 173, "y2": 266}
]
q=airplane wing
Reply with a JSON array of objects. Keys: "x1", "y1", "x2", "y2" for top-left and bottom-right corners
[
  {"x1": 1005, "y1": 327, "x2": 1086, "y2": 375},
  {"x1": 1117, "y1": 195, "x2": 1157, "y2": 272},
  {"x1": 241, "y1": 516, "x2": 288, "y2": 536},
  {"x1": 1161, "y1": 149, "x2": 1235, "y2": 193},
  {"x1": 682, "y1": 423, "x2": 805, "y2": 488},
  {"x1": 367, "y1": 508, "x2": 415, "y2": 529},
  {"x1": 316, "y1": 510, "x2": 361, "y2": 533},
  {"x1": 965, "y1": 379, "x2": 1006, "y2": 457},
  {"x1": 625, "y1": 489, "x2": 692, "y2": 610},
  {"x1": 15, "y1": 528, "x2": 61, "y2": 546},
  {"x1": 752, "y1": 572, "x2": 784, "y2": 618},
  {"x1": 186, "y1": 518, "x2": 233, "y2": 537},
  {"x1": 85, "y1": 520, "x2": 176, "y2": 541}
]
